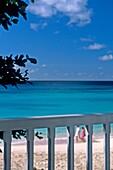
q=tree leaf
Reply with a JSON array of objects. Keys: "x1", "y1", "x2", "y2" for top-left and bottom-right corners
[
  {"x1": 18, "y1": 0, "x2": 28, "y2": 10},
  {"x1": 27, "y1": 57, "x2": 37, "y2": 64},
  {"x1": 1, "y1": 20, "x2": 9, "y2": 30},
  {"x1": 12, "y1": 18, "x2": 18, "y2": 24},
  {"x1": 19, "y1": 54, "x2": 24, "y2": 60}
]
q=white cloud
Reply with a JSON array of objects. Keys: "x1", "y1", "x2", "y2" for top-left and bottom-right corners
[
  {"x1": 78, "y1": 72, "x2": 82, "y2": 76},
  {"x1": 107, "y1": 50, "x2": 113, "y2": 54},
  {"x1": 30, "y1": 23, "x2": 38, "y2": 31},
  {"x1": 99, "y1": 72, "x2": 104, "y2": 75},
  {"x1": 64, "y1": 73, "x2": 69, "y2": 76},
  {"x1": 54, "y1": 30, "x2": 60, "y2": 34},
  {"x1": 28, "y1": 0, "x2": 92, "y2": 26},
  {"x1": 41, "y1": 22, "x2": 48, "y2": 28},
  {"x1": 98, "y1": 67, "x2": 103, "y2": 70},
  {"x1": 99, "y1": 54, "x2": 113, "y2": 61},
  {"x1": 80, "y1": 37, "x2": 93, "y2": 42},
  {"x1": 83, "y1": 43, "x2": 105, "y2": 50},
  {"x1": 41, "y1": 64, "x2": 47, "y2": 67},
  {"x1": 29, "y1": 68, "x2": 39, "y2": 73},
  {"x1": 30, "y1": 22, "x2": 47, "y2": 31}
]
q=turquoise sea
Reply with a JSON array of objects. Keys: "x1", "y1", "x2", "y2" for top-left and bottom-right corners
[
  {"x1": 0, "y1": 80, "x2": 113, "y2": 118},
  {"x1": 0, "y1": 80, "x2": 113, "y2": 137}
]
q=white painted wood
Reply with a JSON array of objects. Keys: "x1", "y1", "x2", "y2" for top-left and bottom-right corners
[
  {"x1": 86, "y1": 124, "x2": 93, "y2": 170},
  {"x1": 26, "y1": 128, "x2": 34, "y2": 170},
  {"x1": 3, "y1": 130, "x2": 12, "y2": 170},
  {"x1": 48, "y1": 127, "x2": 55, "y2": 170},
  {"x1": 0, "y1": 113, "x2": 113, "y2": 170},
  {"x1": 67, "y1": 126, "x2": 75, "y2": 170},
  {"x1": 103, "y1": 124, "x2": 110, "y2": 170},
  {"x1": 0, "y1": 113, "x2": 113, "y2": 130}
]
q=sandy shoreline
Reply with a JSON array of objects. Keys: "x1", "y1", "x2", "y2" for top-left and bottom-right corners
[{"x1": 0, "y1": 137, "x2": 113, "y2": 170}]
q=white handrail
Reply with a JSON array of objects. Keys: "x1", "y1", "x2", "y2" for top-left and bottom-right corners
[
  {"x1": 0, "y1": 113, "x2": 113, "y2": 130},
  {"x1": 0, "y1": 113, "x2": 113, "y2": 170}
]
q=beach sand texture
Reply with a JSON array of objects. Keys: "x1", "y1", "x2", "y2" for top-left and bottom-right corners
[{"x1": 0, "y1": 138, "x2": 113, "y2": 170}]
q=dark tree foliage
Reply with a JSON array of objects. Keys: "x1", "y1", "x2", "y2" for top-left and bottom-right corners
[
  {"x1": 0, "y1": 0, "x2": 36, "y2": 30},
  {"x1": 0, "y1": 1, "x2": 43, "y2": 141},
  {"x1": 0, "y1": 0, "x2": 28, "y2": 30},
  {"x1": 0, "y1": 54, "x2": 43, "y2": 140},
  {"x1": 0, "y1": 130, "x2": 43, "y2": 140},
  {"x1": 0, "y1": 54, "x2": 37, "y2": 89},
  {"x1": 0, "y1": 0, "x2": 35, "y2": 30}
]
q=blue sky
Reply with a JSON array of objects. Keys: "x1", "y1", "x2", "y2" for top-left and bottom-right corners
[{"x1": 0, "y1": 0, "x2": 113, "y2": 80}]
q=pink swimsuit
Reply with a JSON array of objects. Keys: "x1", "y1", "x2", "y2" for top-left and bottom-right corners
[{"x1": 81, "y1": 130, "x2": 85, "y2": 137}]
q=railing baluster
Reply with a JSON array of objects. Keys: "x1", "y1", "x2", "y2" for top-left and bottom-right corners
[
  {"x1": 0, "y1": 114, "x2": 112, "y2": 170},
  {"x1": 103, "y1": 123, "x2": 110, "y2": 170},
  {"x1": 3, "y1": 130, "x2": 12, "y2": 170},
  {"x1": 26, "y1": 128, "x2": 34, "y2": 170},
  {"x1": 67, "y1": 126, "x2": 75, "y2": 170},
  {"x1": 86, "y1": 124, "x2": 93, "y2": 170},
  {"x1": 48, "y1": 127, "x2": 55, "y2": 170}
]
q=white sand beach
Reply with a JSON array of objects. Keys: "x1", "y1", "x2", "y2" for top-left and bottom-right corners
[{"x1": 0, "y1": 137, "x2": 113, "y2": 170}]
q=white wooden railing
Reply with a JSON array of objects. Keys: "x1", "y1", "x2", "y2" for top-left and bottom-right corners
[{"x1": 0, "y1": 113, "x2": 113, "y2": 170}]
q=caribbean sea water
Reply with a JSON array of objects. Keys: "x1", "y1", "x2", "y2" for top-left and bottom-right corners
[
  {"x1": 0, "y1": 80, "x2": 113, "y2": 118},
  {"x1": 0, "y1": 80, "x2": 113, "y2": 136}
]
